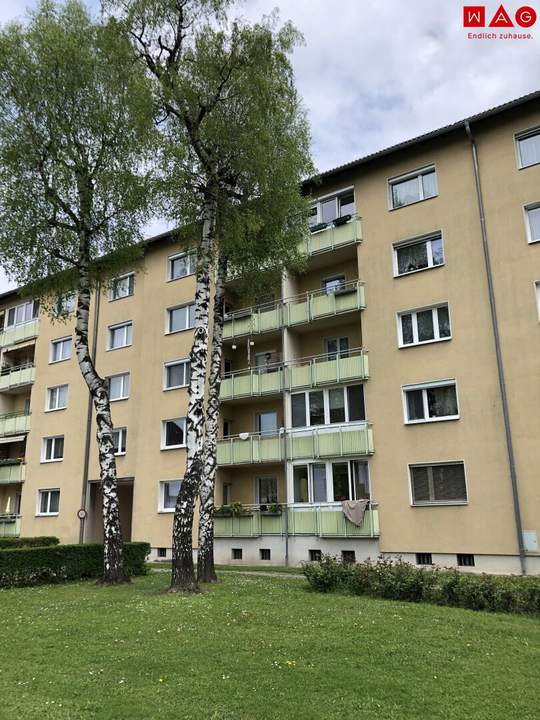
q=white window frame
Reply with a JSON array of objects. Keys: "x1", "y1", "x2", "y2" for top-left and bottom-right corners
[
  {"x1": 309, "y1": 187, "x2": 356, "y2": 228},
  {"x1": 388, "y1": 165, "x2": 438, "y2": 210},
  {"x1": 112, "y1": 427, "x2": 127, "y2": 456},
  {"x1": 168, "y1": 252, "x2": 196, "y2": 281},
  {"x1": 408, "y1": 461, "x2": 468, "y2": 506},
  {"x1": 4, "y1": 299, "x2": 38, "y2": 329},
  {"x1": 524, "y1": 202, "x2": 540, "y2": 244},
  {"x1": 161, "y1": 418, "x2": 187, "y2": 450},
  {"x1": 535, "y1": 281, "x2": 540, "y2": 322},
  {"x1": 397, "y1": 303, "x2": 452, "y2": 347},
  {"x1": 46, "y1": 384, "x2": 69, "y2": 412},
  {"x1": 402, "y1": 379, "x2": 459, "y2": 425},
  {"x1": 56, "y1": 294, "x2": 76, "y2": 315},
  {"x1": 290, "y1": 384, "x2": 366, "y2": 429},
  {"x1": 108, "y1": 372, "x2": 130, "y2": 402},
  {"x1": 109, "y1": 272, "x2": 135, "y2": 301},
  {"x1": 515, "y1": 126, "x2": 540, "y2": 169},
  {"x1": 163, "y1": 358, "x2": 190, "y2": 390},
  {"x1": 166, "y1": 303, "x2": 195, "y2": 335},
  {"x1": 108, "y1": 321, "x2": 133, "y2": 350},
  {"x1": 36, "y1": 488, "x2": 60, "y2": 516},
  {"x1": 292, "y1": 458, "x2": 371, "y2": 504},
  {"x1": 41, "y1": 435, "x2": 64, "y2": 463},
  {"x1": 392, "y1": 231, "x2": 445, "y2": 278},
  {"x1": 50, "y1": 336, "x2": 71, "y2": 364},
  {"x1": 159, "y1": 479, "x2": 183, "y2": 512}
]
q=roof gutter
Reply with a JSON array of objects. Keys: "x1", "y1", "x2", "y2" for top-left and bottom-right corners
[{"x1": 464, "y1": 120, "x2": 527, "y2": 575}]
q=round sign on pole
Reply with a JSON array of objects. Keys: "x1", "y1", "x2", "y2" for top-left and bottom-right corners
[{"x1": 77, "y1": 508, "x2": 87, "y2": 520}]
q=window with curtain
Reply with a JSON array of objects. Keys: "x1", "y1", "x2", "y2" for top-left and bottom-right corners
[
  {"x1": 399, "y1": 304, "x2": 451, "y2": 347},
  {"x1": 257, "y1": 477, "x2": 278, "y2": 504},
  {"x1": 390, "y1": 167, "x2": 437, "y2": 209},
  {"x1": 517, "y1": 130, "x2": 540, "y2": 168},
  {"x1": 526, "y1": 204, "x2": 540, "y2": 242},
  {"x1": 395, "y1": 234, "x2": 444, "y2": 276},
  {"x1": 410, "y1": 463, "x2": 467, "y2": 504},
  {"x1": 404, "y1": 381, "x2": 459, "y2": 423}
]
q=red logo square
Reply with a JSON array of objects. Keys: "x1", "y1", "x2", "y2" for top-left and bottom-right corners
[{"x1": 464, "y1": 5, "x2": 486, "y2": 26}]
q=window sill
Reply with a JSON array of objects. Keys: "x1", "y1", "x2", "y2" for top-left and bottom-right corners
[
  {"x1": 106, "y1": 344, "x2": 132, "y2": 352},
  {"x1": 399, "y1": 336, "x2": 452, "y2": 349},
  {"x1": 158, "y1": 508, "x2": 175, "y2": 514},
  {"x1": 110, "y1": 397, "x2": 129, "y2": 403},
  {"x1": 49, "y1": 358, "x2": 71, "y2": 365},
  {"x1": 36, "y1": 513, "x2": 59, "y2": 517},
  {"x1": 167, "y1": 272, "x2": 196, "y2": 283},
  {"x1": 163, "y1": 385, "x2": 189, "y2": 392},
  {"x1": 44, "y1": 407, "x2": 67, "y2": 413},
  {"x1": 165, "y1": 328, "x2": 194, "y2": 336},
  {"x1": 389, "y1": 194, "x2": 438, "y2": 212},
  {"x1": 109, "y1": 295, "x2": 134, "y2": 302},
  {"x1": 393, "y1": 262, "x2": 445, "y2": 279},
  {"x1": 114, "y1": 452, "x2": 126, "y2": 458},
  {"x1": 411, "y1": 501, "x2": 468, "y2": 507},
  {"x1": 40, "y1": 458, "x2": 64, "y2": 464},
  {"x1": 160, "y1": 445, "x2": 187, "y2": 451},
  {"x1": 518, "y1": 160, "x2": 540, "y2": 170},
  {"x1": 405, "y1": 416, "x2": 460, "y2": 425}
]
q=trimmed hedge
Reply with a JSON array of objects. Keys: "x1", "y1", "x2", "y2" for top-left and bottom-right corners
[
  {"x1": 0, "y1": 542, "x2": 150, "y2": 588},
  {"x1": 0, "y1": 536, "x2": 59, "y2": 550},
  {"x1": 302, "y1": 555, "x2": 540, "y2": 616}
]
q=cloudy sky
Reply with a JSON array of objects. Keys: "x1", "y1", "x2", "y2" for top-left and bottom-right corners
[{"x1": 1, "y1": 0, "x2": 539, "y2": 292}]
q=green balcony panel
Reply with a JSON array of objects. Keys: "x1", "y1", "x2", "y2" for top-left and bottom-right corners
[
  {"x1": 288, "y1": 426, "x2": 373, "y2": 460},
  {"x1": 286, "y1": 299, "x2": 309, "y2": 326},
  {"x1": 0, "y1": 320, "x2": 39, "y2": 348},
  {"x1": 220, "y1": 369, "x2": 283, "y2": 401},
  {"x1": 288, "y1": 363, "x2": 312, "y2": 389},
  {"x1": 258, "y1": 306, "x2": 282, "y2": 333},
  {"x1": 0, "y1": 366, "x2": 35, "y2": 392},
  {"x1": 0, "y1": 516, "x2": 21, "y2": 537},
  {"x1": 318, "y1": 508, "x2": 378, "y2": 537},
  {"x1": 299, "y1": 219, "x2": 362, "y2": 256},
  {"x1": 259, "y1": 513, "x2": 285, "y2": 535},
  {"x1": 0, "y1": 463, "x2": 25, "y2": 484},
  {"x1": 217, "y1": 435, "x2": 284, "y2": 465},
  {"x1": 0, "y1": 414, "x2": 31, "y2": 437},
  {"x1": 289, "y1": 507, "x2": 319, "y2": 535}
]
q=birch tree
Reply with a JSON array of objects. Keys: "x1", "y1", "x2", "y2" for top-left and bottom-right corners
[{"x1": 0, "y1": 0, "x2": 156, "y2": 583}]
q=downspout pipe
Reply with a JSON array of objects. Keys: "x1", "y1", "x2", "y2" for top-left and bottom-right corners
[
  {"x1": 78, "y1": 281, "x2": 101, "y2": 544},
  {"x1": 464, "y1": 120, "x2": 527, "y2": 575}
]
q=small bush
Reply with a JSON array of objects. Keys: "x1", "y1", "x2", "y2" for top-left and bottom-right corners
[
  {"x1": 0, "y1": 541, "x2": 150, "y2": 588},
  {"x1": 303, "y1": 555, "x2": 540, "y2": 616},
  {"x1": 0, "y1": 536, "x2": 59, "y2": 550}
]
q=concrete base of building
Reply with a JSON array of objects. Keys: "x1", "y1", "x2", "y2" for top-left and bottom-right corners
[{"x1": 381, "y1": 552, "x2": 540, "y2": 576}]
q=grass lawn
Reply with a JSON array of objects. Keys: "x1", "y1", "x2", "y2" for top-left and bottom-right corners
[{"x1": 2, "y1": 572, "x2": 539, "y2": 720}]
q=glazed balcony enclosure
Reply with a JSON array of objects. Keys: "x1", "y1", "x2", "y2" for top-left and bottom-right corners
[
  {"x1": 0, "y1": 320, "x2": 39, "y2": 348},
  {"x1": 214, "y1": 503, "x2": 379, "y2": 539},
  {"x1": 0, "y1": 459, "x2": 26, "y2": 484},
  {"x1": 298, "y1": 215, "x2": 362, "y2": 256},
  {"x1": 0, "y1": 412, "x2": 31, "y2": 438},
  {"x1": 217, "y1": 423, "x2": 374, "y2": 466},
  {"x1": 220, "y1": 348, "x2": 369, "y2": 401},
  {"x1": 0, "y1": 363, "x2": 35, "y2": 392},
  {"x1": 0, "y1": 514, "x2": 21, "y2": 537},
  {"x1": 223, "y1": 280, "x2": 365, "y2": 340}
]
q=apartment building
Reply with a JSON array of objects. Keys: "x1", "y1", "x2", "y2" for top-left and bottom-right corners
[{"x1": 0, "y1": 92, "x2": 539, "y2": 574}]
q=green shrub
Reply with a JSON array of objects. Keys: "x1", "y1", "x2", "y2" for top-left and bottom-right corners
[
  {"x1": 303, "y1": 555, "x2": 540, "y2": 616},
  {"x1": 0, "y1": 541, "x2": 150, "y2": 588},
  {"x1": 0, "y1": 536, "x2": 59, "y2": 550}
]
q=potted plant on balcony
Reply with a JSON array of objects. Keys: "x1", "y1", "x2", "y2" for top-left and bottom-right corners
[
  {"x1": 260, "y1": 503, "x2": 282, "y2": 516},
  {"x1": 230, "y1": 502, "x2": 253, "y2": 517},
  {"x1": 214, "y1": 505, "x2": 233, "y2": 518}
]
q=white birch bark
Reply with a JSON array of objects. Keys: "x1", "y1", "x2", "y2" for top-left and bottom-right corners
[
  {"x1": 169, "y1": 192, "x2": 216, "y2": 592},
  {"x1": 197, "y1": 252, "x2": 227, "y2": 583}
]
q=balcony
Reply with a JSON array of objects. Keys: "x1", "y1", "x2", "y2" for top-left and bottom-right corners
[
  {"x1": 220, "y1": 348, "x2": 369, "y2": 401},
  {"x1": 0, "y1": 411, "x2": 31, "y2": 438},
  {"x1": 214, "y1": 503, "x2": 379, "y2": 539},
  {"x1": 0, "y1": 320, "x2": 39, "y2": 348},
  {"x1": 0, "y1": 460, "x2": 26, "y2": 484},
  {"x1": 299, "y1": 216, "x2": 362, "y2": 256},
  {"x1": 0, "y1": 363, "x2": 35, "y2": 392},
  {"x1": 217, "y1": 423, "x2": 374, "y2": 466},
  {"x1": 0, "y1": 514, "x2": 21, "y2": 538},
  {"x1": 223, "y1": 280, "x2": 365, "y2": 340}
]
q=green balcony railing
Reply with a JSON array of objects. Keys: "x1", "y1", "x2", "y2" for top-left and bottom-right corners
[
  {"x1": 0, "y1": 363, "x2": 35, "y2": 392},
  {"x1": 298, "y1": 216, "x2": 362, "y2": 256},
  {"x1": 220, "y1": 349, "x2": 369, "y2": 401},
  {"x1": 217, "y1": 423, "x2": 373, "y2": 466},
  {"x1": 0, "y1": 514, "x2": 21, "y2": 538},
  {"x1": 214, "y1": 503, "x2": 379, "y2": 539},
  {"x1": 0, "y1": 460, "x2": 26, "y2": 484},
  {"x1": 0, "y1": 411, "x2": 31, "y2": 437},
  {"x1": 0, "y1": 320, "x2": 39, "y2": 348},
  {"x1": 223, "y1": 280, "x2": 365, "y2": 340}
]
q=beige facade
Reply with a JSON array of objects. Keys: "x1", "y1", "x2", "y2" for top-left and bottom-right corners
[{"x1": 1, "y1": 93, "x2": 539, "y2": 574}]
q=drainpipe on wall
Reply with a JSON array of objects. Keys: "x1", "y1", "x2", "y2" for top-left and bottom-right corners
[
  {"x1": 78, "y1": 281, "x2": 101, "y2": 544},
  {"x1": 464, "y1": 120, "x2": 527, "y2": 575}
]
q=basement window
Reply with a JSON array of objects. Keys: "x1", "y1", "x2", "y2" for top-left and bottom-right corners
[
  {"x1": 260, "y1": 549, "x2": 271, "y2": 561},
  {"x1": 309, "y1": 549, "x2": 322, "y2": 562},
  {"x1": 457, "y1": 553, "x2": 475, "y2": 567},
  {"x1": 416, "y1": 553, "x2": 433, "y2": 566},
  {"x1": 341, "y1": 550, "x2": 356, "y2": 564},
  {"x1": 157, "y1": 547, "x2": 167, "y2": 558},
  {"x1": 232, "y1": 548, "x2": 243, "y2": 560}
]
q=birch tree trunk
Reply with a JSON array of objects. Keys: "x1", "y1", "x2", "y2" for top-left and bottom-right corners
[
  {"x1": 74, "y1": 245, "x2": 127, "y2": 585},
  {"x1": 197, "y1": 252, "x2": 227, "y2": 583},
  {"x1": 169, "y1": 191, "x2": 216, "y2": 593}
]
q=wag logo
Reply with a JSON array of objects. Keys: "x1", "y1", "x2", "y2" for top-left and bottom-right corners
[{"x1": 464, "y1": 4, "x2": 537, "y2": 38}]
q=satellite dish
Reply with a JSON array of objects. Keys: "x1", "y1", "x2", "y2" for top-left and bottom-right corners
[{"x1": 239, "y1": 432, "x2": 249, "y2": 441}]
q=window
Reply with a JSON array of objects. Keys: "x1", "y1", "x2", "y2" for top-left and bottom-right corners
[
  {"x1": 516, "y1": 128, "x2": 540, "y2": 169},
  {"x1": 309, "y1": 189, "x2": 356, "y2": 228},
  {"x1": 164, "y1": 359, "x2": 190, "y2": 390},
  {"x1": 46, "y1": 384, "x2": 68, "y2": 411},
  {"x1": 223, "y1": 419, "x2": 232, "y2": 438},
  {"x1": 525, "y1": 203, "x2": 540, "y2": 243},
  {"x1": 50, "y1": 337, "x2": 71, "y2": 363},
  {"x1": 112, "y1": 427, "x2": 127, "y2": 456},
  {"x1": 457, "y1": 553, "x2": 475, "y2": 567},
  {"x1": 403, "y1": 380, "x2": 458, "y2": 424},
  {"x1": 162, "y1": 418, "x2": 186, "y2": 449},
  {"x1": 232, "y1": 548, "x2": 243, "y2": 560},
  {"x1": 342, "y1": 550, "x2": 356, "y2": 564},
  {"x1": 398, "y1": 304, "x2": 451, "y2": 347},
  {"x1": 309, "y1": 549, "x2": 322, "y2": 562},
  {"x1": 56, "y1": 294, "x2": 76, "y2": 315},
  {"x1": 256, "y1": 411, "x2": 277, "y2": 435},
  {"x1": 223, "y1": 483, "x2": 232, "y2": 505},
  {"x1": 108, "y1": 373, "x2": 130, "y2": 401},
  {"x1": 160, "y1": 480, "x2": 181, "y2": 511},
  {"x1": 322, "y1": 274, "x2": 346, "y2": 294},
  {"x1": 110, "y1": 273, "x2": 134, "y2": 301},
  {"x1": 167, "y1": 304, "x2": 195, "y2": 334},
  {"x1": 5, "y1": 300, "x2": 38, "y2": 329},
  {"x1": 37, "y1": 489, "x2": 60, "y2": 516},
  {"x1": 325, "y1": 336, "x2": 349, "y2": 359},
  {"x1": 416, "y1": 552, "x2": 433, "y2": 566},
  {"x1": 291, "y1": 384, "x2": 365, "y2": 428},
  {"x1": 157, "y1": 547, "x2": 167, "y2": 558},
  {"x1": 410, "y1": 462, "x2": 467, "y2": 505},
  {"x1": 168, "y1": 252, "x2": 196, "y2": 280},
  {"x1": 293, "y1": 460, "x2": 369, "y2": 503},
  {"x1": 257, "y1": 476, "x2": 278, "y2": 504},
  {"x1": 42, "y1": 436, "x2": 64, "y2": 463},
  {"x1": 536, "y1": 282, "x2": 540, "y2": 321},
  {"x1": 108, "y1": 322, "x2": 132, "y2": 350},
  {"x1": 260, "y1": 549, "x2": 271, "y2": 561},
  {"x1": 389, "y1": 166, "x2": 437, "y2": 209},
  {"x1": 393, "y1": 233, "x2": 444, "y2": 276}
]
